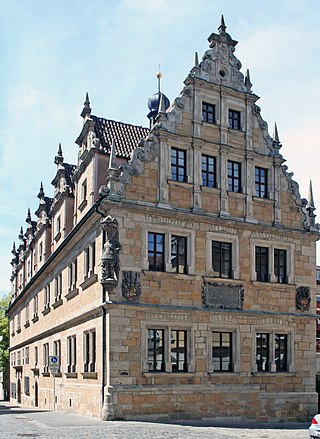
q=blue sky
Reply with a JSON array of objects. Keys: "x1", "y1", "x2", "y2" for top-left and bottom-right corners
[{"x1": 1, "y1": 0, "x2": 320, "y2": 294}]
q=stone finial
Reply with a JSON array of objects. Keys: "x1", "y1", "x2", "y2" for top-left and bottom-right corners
[
  {"x1": 18, "y1": 226, "x2": 24, "y2": 240},
  {"x1": 274, "y1": 122, "x2": 280, "y2": 142},
  {"x1": 26, "y1": 208, "x2": 31, "y2": 224},
  {"x1": 54, "y1": 143, "x2": 64, "y2": 165},
  {"x1": 11, "y1": 242, "x2": 16, "y2": 255},
  {"x1": 218, "y1": 14, "x2": 227, "y2": 33},
  {"x1": 81, "y1": 92, "x2": 91, "y2": 119},
  {"x1": 108, "y1": 138, "x2": 117, "y2": 170},
  {"x1": 244, "y1": 69, "x2": 252, "y2": 90},
  {"x1": 38, "y1": 181, "x2": 45, "y2": 199},
  {"x1": 194, "y1": 51, "x2": 199, "y2": 68}
]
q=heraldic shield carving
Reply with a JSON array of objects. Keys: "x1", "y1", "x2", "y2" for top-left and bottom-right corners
[
  {"x1": 122, "y1": 271, "x2": 141, "y2": 302},
  {"x1": 296, "y1": 286, "x2": 311, "y2": 312}
]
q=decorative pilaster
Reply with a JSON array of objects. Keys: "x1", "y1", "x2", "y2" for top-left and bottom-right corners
[
  {"x1": 219, "y1": 151, "x2": 229, "y2": 217},
  {"x1": 245, "y1": 158, "x2": 257, "y2": 223}
]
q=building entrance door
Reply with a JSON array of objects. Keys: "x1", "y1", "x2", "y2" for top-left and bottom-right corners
[
  {"x1": 34, "y1": 381, "x2": 38, "y2": 407},
  {"x1": 17, "y1": 378, "x2": 21, "y2": 403}
]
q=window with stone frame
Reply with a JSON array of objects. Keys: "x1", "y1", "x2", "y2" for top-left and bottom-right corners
[
  {"x1": 34, "y1": 346, "x2": 38, "y2": 367},
  {"x1": 33, "y1": 294, "x2": 38, "y2": 319},
  {"x1": 68, "y1": 259, "x2": 77, "y2": 292},
  {"x1": 212, "y1": 331, "x2": 233, "y2": 372},
  {"x1": 227, "y1": 160, "x2": 241, "y2": 193},
  {"x1": 25, "y1": 347, "x2": 29, "y2": 365},
  {"x1": 255, "y1": 246, "x2": 269, "y2": 282},
  {"x1": 39, "y1": 241, "x2": 43, "y2": 262},
  {"x1": 148, "y1": 232, "x2": 165, "y2": 272},
  {"x1": 256, "y1": 333, "x2": 270, "y2": 372},
  {"x1": 202, "y1": 155, "x2": 216, "y2": 188},
  {"x1": 84, "y1": 242, "x2": 95, "y2": 280},
  {"x1": 202, "y1": 102, "x2": 216, "y2": 124},
  {"x1": 16, "y1": 312, "x2": 21, "y2": 333},
  {"x1": 43, "y1": 285, "x2": 50, "y2": 310},
  {"x1": 255, "y1": 166, "x2": 268, "y2": 198},
  {"x1": 228, "y1": 109, "x2": 241, "y2": 130},
  {"x1": 255, "y1": 332, "x2": 289, "y2": 373},
  {"x1": 171, "y1": 330, "x2": 188, "y2": 372},
  {"x1": 54, "y1": 274, "x2": 62, "y2": 302},
  {"x1": 25, "y1": 302, "x2": 30, "y2": 326},
  {"x1": 146, "y1": 328, "x2": 190, "y2": 373},
  {"x1": 212, "y1": 241, "x2": 232, "y2": 279},
  {"x1": 171, "y1": 148, "x2": 187, "y2": 182},
  {"x1": 83, "y1": 329, "x2": 96, "y2": 373},
  {"x1": 67, "y1": 335, "x2": 77, "y2": 373},
  {"x1": 43, "y1": 343, "x2": 49, "y2": 373},
  {"x1": 274, "y1": 249, "x2": 287, "y2": 284},
  {"x1": 171, "y1": 236, "x2": 187, "y2": 274},
  {"x1": 147, "y1": 329, "x2": 165, "y2": 372}
]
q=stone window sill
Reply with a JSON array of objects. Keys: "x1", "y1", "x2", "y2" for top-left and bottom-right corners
[
  {"x1": 16, "y1": 327, "x2": 21, "y2": 334},
  {"x1": 52, "y1": 298, "x2": 63, "y2": 309},
  {"x1": 81, "y1": 372, "x2": 97, "y2": 379},
  {"x1": 65, "y1": 287, "x2": 79, "y2": 301},
  {"x1": 54, "y1": 231, "x2": 61, "y2": 242},
  {"x1": 65, "y1": 372, "x2": 78, "y2": 378},
  {"x1": 78, "y1": 199, "x2": 88, "y2": 212},
  {"x1": 42, "y1": 372, "x2": 50, "y2": 377},
  {"x1": 31, "y1": 314, "x2": 39, "y2": 323},
  {"x1": 42, "y1": 306, "x2": 51, "y2": 316},
  {"x1": 24, "y1": 320, "x2": 30, "y2": 329},
  {"x1": 80, "y1": 273, "x2": 98, "y2": 291}
]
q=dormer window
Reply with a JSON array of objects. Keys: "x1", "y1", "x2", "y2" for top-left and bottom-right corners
[{"x1": 228, "y1": 109, "x2": 241, "y2": 130}]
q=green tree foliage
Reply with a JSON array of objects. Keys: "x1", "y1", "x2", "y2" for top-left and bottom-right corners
[{"x1": 0, "y1": 294, "x2": 10, "y2": 370}]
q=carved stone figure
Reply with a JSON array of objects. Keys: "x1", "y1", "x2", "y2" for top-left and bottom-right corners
[
  {"x1": 296, "y1": 286, "x2": 311, "y2": 312},
  {"x1": 122, "y1": 271, "x2": 141, "y2": 301},
  {"x1": 100, "y1": 216, "x2": 121, "y2": 290}
]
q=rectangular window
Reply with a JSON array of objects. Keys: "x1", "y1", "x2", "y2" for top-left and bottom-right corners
[
  {"x1": 256, "y1": 333, "x2": 270, "y2": 372},
  {"x1": 33, "y1": 295, "x2": 38, "y2": 317},
  {"x1": 148, "y1": 232, "x2": 165, "y2": 272},
  {"x1": 147, "y1": 329, "x2": 164, "y2": 372},
  {"x1": 43, "y1": 343, "x2": 49, "y2": 373},
  {"x1": 67, "y1": 335, "x2": 77, "y2": 373},
  {"x1": 202, "y1": 102, "x2": 215, "y2": 124},
  {"x1": 274, "y1": 249, "x2": 287, "y2": 284},
  {"x1": 275, "y1": 334, "x2": 288, "y2": 372},
  {"x1": 25, "y1": 347, "x2": 29, "y2": 365},
  {"x1": 255, "y1": 167, "x2": 268, "y2": 198},
  {"x1": 212, "y1": 332, "x2": 233, "y2": 372},
  {"x1": 34, "y1": 346, "x2": 38, "y2": 366},
  {"x1": 53, "y1": 340, "x2": 61, "y2": 373},
  {"x1": 68, "y1": 259, "x2": 77, "y2": 291},
  {"x1": 171, "y1": 148, "x2": 187, "y2": 182},
  {"x1": 228, "y1": 109, "x2": 241, "y2": 130},
  {"x1": 255, "y1": 246, "x2": 269, "y2": 282},
  {"x1": 227, "y1": 160, "x2": 241, "y2": 192},
  {"x1": 202, "y1": 155, "x2": 216, "y2": 188},
  {"x1": 39, "y1": 242, "x2": 43, "y2": 262},
  {"x1": 171, "y1": 330, "x2": 187, "y2": 372},
  {"x1": 212, "y1": 241, "x2": 232, "y2": 278},
  {"x1": 84, "y1": 242, "x2": 95, "y2": 279},
  {"x1": 44, "y1": 285, "x2": 50, "y2": 309},
  {"x1": 82, "y1": 179, "x2": 87, "y2": 201},
  {"x1": 171, "y1": 236, "x2": 187, "y2": 274},
  {"x1": 54, "y1": 274, "x2": 62, "y2": 301},
  {"x1": 83, "y1": 329, "x2": 96, "y2": 373}
]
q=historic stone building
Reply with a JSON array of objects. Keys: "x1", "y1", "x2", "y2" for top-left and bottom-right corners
[{"x1": 8, "y1": 17, "x2": 319, "y2": 422}]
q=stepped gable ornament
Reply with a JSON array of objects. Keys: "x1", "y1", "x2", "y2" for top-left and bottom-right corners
[
  {"x1": 100, "y1": 216, "x2": 121, "y2": 290},
  {"x1": 296, "y1": 286, "x2": 311, "y2": 312},
  {"x1": 122, "y1": 271, "x2": 141, "y2": 302}
]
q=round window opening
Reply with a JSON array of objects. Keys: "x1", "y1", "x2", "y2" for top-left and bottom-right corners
[{"x1": 219, "y1": 70, "x2": 226, "y2": 77}]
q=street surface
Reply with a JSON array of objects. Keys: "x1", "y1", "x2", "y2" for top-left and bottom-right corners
[{"x1": 0, "y1": 402, "x2": 311, "y2": 438}]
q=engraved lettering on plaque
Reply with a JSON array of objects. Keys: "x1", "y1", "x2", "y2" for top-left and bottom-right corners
[{"x1": 202, "y1": 282, "x2": 244, "y2": 310}]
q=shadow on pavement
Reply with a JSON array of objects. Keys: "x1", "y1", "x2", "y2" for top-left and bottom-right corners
[{"x1": 0, "y1": 403, "x2": 49, "y2": 416}]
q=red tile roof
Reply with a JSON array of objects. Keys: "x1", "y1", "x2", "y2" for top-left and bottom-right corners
[{"x1": 92, "y1": 116, "x2": 150, "y2": 158}]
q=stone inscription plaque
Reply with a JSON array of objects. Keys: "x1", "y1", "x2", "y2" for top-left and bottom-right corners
[{"x1": 202, "y1": 282, "x2": 244, "y2": 310}]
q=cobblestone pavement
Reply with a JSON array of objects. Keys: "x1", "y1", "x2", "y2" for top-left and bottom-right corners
[{"x1": 0, "y1": 402, "x2": 311, "y2": 438}]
